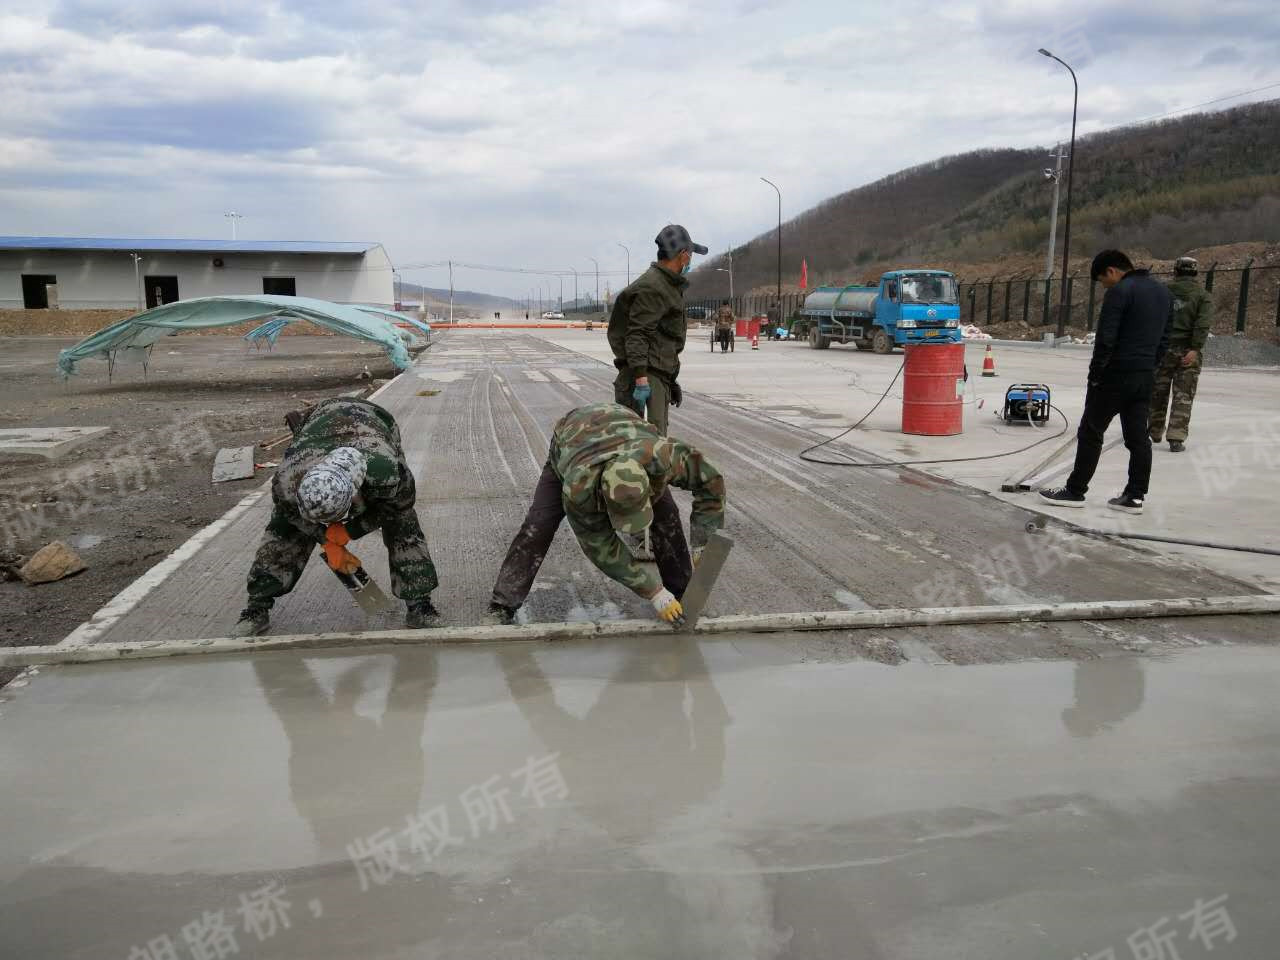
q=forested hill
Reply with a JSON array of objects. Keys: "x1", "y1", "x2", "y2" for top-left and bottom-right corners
[{"x1": 689, "y1": 99, "x2": 1280, "y2": 297}]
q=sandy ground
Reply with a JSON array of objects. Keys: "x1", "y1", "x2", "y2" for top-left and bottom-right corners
[{"x1": 0, "y1": 336, "x2": 398, "y2": 674}]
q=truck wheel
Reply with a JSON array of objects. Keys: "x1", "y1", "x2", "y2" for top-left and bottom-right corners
[
  {"x1": 872, "y1": 329, "x2": 893, "y2": 354},
  {"x1": 808, "y1": 327, "x2": 820, "y2": 350}
]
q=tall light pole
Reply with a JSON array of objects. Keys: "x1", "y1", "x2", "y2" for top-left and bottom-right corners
[
  {"x1": 1039, "y1": 47, "x2": 1078, "y2": 337},
  {"x1": 617, "y1": 242, "x2": 630, "y2": 286},
  {"x1": 588, "y1": 256, "x2": 600, "y2": 307},
  {"x1": 130, "y1": 253, "x2": 143, "y2": 310},
  {"x1": 715, "y1": 248, "x2": 734, "y2": 300},
  {"x1": 447, "y1": 260, "x2": 454, "y2": 325},
  {"x1": 570, "y1": 267, "x2": 578, "y2": 312},
  {"x1": 760, "y1": 177, "x2": 782, "y2": 308},
  {"x1": 1042, "y1": 143, "x2": 1067, "y2": 278},
  {"x1": 223, "y1": 211, "x2": 244, "y2": 240}
]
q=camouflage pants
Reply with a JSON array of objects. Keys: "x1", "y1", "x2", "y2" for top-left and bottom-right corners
[
  {"x1": 613, "y1": 370, "x2": 671, "y2": 437},
  {"x1": 247, "y1": 504, "x2": 438, "y2": 609},
  {"x1": 491, "y1": 461, "x2": 692, "y2": 611},
  {"x1": 1149, "y1": 350, "x2": 1202, "y2": 443}
]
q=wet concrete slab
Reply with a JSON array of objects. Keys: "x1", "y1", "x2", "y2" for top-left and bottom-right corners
[
  {"x1": 75, "y1": 333, "x2": 1276, "y2": 661},
  {"x1": 2, "y1": 641, "x2": 1279, "y2": 958},
  {"x1": 0, "y1": 425, "x2": 111, "y2": 459}
]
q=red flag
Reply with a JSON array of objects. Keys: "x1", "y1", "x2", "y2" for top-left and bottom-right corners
[{"x1": 799, "y1": 259, "x2": 808, "y2": 290}]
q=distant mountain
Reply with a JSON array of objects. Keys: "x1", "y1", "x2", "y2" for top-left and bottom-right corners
[
  {"x1": 689, "y1": 99, "x2": 1280, "y2": 296},
  {"x1": 396, "y1": 282, "x2": 521, "y2": 312}
]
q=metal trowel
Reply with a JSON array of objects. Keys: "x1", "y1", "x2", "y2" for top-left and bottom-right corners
[{"x1": 678, "y1": 532, "x2": 733, "y2": 631}]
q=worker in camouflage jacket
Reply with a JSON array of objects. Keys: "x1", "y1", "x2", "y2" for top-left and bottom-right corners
[
  {"x1": 715, "y1": 301, "x2": 735, "y2": 353},
  {"x1": 486, "y1": 403, "x2": 725, "y2": 626},
  {"x1": 233, "y1": 398, "x2": 440, "y2": 636},
  {"x1": 1150, "y1": 256, "x2": 1214, "y2": 452},
  {"x1": 608, "y1": 224, "x2": 708, "y2": 435}
]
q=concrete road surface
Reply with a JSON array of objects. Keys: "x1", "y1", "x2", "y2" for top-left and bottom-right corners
[
  {"x1": 71, "y1": 332, "x2": 1276, "y2": 661},
  {"x1": 3, "y1": 640, "x2": 1280, "y2": 958}
]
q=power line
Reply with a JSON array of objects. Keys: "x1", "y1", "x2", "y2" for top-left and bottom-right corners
[{"x1": 1117, "y1": 81, "x2": 1280, "y2": 129}]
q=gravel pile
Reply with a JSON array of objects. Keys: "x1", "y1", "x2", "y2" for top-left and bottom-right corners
[{"x1": 1201, "y1": 334, "x2": 1280, "y2": 368}]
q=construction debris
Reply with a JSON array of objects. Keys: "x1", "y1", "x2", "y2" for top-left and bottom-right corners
[
  {"x1": 211, "y1": 446, "x2": 256, "y2": 483},
  {"x1": 19, "y1": 541, "x2": 86, "y2": 585}
]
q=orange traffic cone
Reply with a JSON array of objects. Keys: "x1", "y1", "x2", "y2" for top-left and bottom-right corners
[
  {"x1": 981, "y1": 344, "x2": 997, "y2": 377},
  {"x1": 751, "y1": 332, "x2": 759, "y2": 350}
]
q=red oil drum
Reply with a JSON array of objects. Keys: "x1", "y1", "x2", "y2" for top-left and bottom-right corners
[{"x1": 901, "y1": 342, "x2": 965, "y2": 436}]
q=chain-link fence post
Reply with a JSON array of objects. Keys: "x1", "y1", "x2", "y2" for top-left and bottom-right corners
[
  {"x1": 1042, "y1": 278, "x2": 1052, "y2": 326},
  {"x1": 1086, "y1": 279, "x2": 1097, "y2": 332},
  {"x1": 1022, "y1": 278, "x2": 1031, "y2": 326}
]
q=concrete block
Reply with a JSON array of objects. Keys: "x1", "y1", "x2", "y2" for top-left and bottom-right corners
[
  {"x1": 0, "y1": 427, "x2": 110, "y2": 460},
  {"x1": 211, "y1": 446, "x2": 256, "y2": 483}
]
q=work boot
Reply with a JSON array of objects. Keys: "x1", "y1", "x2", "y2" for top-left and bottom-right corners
[
  {"x1": 231, "y1": 605, "x2": 269, "y2": 637},
  {"x1": 482, "y1": 603, "x2": 517, "y2": 626},
  {"x1": 405, "y1": 598, "x2": 441, "y2": 629},
  {"x1": 1169, "y1": 440, "x2": 1185, "y2": 453}
]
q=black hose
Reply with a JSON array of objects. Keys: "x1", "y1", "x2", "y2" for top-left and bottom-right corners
[
  {"x1": 798, "y1": 359, "x2": 1071, "y2": 467},
  {"x1": 1078, "y1": 530, "x2": 1280, "y2": 557}
]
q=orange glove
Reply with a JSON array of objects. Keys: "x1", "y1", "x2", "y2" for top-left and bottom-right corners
[{"x1": 322, "y1": 523, "x2": 360, "y2": 575}]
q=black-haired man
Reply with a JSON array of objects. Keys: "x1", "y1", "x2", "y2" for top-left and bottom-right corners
[{"x1": 1040, "y1": 250, "x2": 1172, "y2": 515}]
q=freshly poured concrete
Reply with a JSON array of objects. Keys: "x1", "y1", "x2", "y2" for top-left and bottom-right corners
[
  {"x1": 543, "y1": 329, "x2": 1280, "y2": 590},
  {"x1": 3, "y1": 640, "x2": 1280, "y2": 958},
  {"x1": 72, "y1": 333, "x2": 1277, "y2": 662}
]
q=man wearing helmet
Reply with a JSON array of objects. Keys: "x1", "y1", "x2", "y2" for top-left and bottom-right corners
[
  {"x1": 232, "y1": 397, "x2": 440, "y2": 636},
  {"x1": 608, "y1": 224, "x2": 708, "y2": 435},
  {"x1": 1150, "y1": 256, "x2": 1213, "y2": 452},
  {"x1": 485, "y1": 403, "x2": 726, "y2": 626}
]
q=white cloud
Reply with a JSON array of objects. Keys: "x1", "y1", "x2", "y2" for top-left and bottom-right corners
[{"x1": 1, "y1": 0, "x2": 1276, "y2": 295}]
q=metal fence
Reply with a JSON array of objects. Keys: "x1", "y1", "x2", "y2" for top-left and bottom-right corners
[
  {"x1": 948, "y1": 262, "x2": 1279, "y2": 336},
  {"x1": 689, "y1": 262, "x2": 1280, "y2": 337}
]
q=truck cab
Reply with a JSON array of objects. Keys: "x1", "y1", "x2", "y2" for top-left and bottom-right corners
[{"x1": 791, "y1": 270, "x2": 962, "y2": 353}]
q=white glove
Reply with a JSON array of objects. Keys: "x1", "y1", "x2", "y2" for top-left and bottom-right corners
[
  {"x1": 650, "y1": 588, "x2": 685, "y2": 626},
  {"x1": 691, "y1": 546, "x2": 705, "y2": 568}
]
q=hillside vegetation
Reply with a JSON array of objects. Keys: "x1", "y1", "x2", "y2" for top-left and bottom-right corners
[{"x1": 689, "y1": 100, "x2": 1280, "y2": 298}]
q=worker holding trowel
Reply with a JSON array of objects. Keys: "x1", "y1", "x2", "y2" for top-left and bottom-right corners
[
  {"x1": 233, "y1": 398, "x2": 440, "y2": 636},
  {"x1": 484, "y1": 402, "x2": 725, "y2": 626}
]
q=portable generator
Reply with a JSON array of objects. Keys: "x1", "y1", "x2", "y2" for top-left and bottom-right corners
[{"x1": 1002, "y1": 383, "x2": 1051, "y2": 425}]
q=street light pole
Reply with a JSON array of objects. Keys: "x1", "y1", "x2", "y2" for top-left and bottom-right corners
[
  {"x1": 448, "y1": 260, "x2": 454, "y2": 325},
  {"x1": 588, "y1": 256, "x2": 599, "y2": 307},
  {"x1": 761, "y1": 177, "x2": 782, "y2": 308},
  {"x1": 715, "y1": 249, "x2": 734, "y2": 300},
  {"x1": 1043, "y1": 143, "x2": 1067, "y2": 279},
  {"x1": 223, "y1": 211, "x2": 243, "y2": 240},
  {"x1": 570, "y1": 267, "x2": 578, "y2": 312},
  {"x1": 1039, "y1": 48, "x2": 1078, "y2": 337},
  {"x1": 130, "y1": 253, "x2": 143, "y2": 311},
  {"x1": 617, "y1": 242, "x2": 630, "y2": 286}
]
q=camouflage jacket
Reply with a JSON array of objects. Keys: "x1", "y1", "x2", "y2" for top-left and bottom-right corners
[
  {"x1": 607, "y1": 264, "x2": 689, "y2": 381},
  {"x1": 1166, "y1": 277, "x2": 1213, "y2": 352},
  {"x1": 551, "y1": 403, "x2": 725, "y2": 596},
  {"x1": 716, "y1": 305, "x2": 735, "y2": 330},
  {"x1": 273, "y1": 398, "x2": 416, "y2": 542}
]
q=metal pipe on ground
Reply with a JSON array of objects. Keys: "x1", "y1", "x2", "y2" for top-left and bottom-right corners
[{"x1": 5, "y1": 595, "x2": 1277, "y2": 668}]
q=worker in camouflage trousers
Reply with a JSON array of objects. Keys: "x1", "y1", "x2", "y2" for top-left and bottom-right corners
[
  {"x1": 486, "y1": 402, "x2": 726, "y2": 627},
  {"x1": 715, "y1": 301, "x2": 735, "y2": 353},
  {"x1": 1150, "y1": 256, "x2": 1213, "y2": 452},
  {"x1": 233, "y1": 398, "x2": 440, "y2": 636},
  {"x1": 608, "y1": 224, "x2": 708, "y2": 435}
]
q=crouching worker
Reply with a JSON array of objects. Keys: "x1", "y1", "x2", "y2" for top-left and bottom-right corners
[
  {"x1": 486, "y1": 402, "x2": 725, "y2": 627},
  {"x1": 233, "y1": 398, "x2": 440, "y2": 636}
]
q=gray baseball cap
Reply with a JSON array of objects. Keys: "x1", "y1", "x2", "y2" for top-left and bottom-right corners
[{"x1": 655, "y1": 224, "x2": 708, "y2": 259}]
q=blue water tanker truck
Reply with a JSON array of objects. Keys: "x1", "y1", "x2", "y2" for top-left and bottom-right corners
[{"x1": 789, "y1": 270, "x2": 963, "y2": 353}]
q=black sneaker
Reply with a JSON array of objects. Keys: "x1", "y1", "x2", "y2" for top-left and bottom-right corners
[
  {"x1": 1168, "y1": 440, "x2": 1185, "y2": 452},
  {"x1": 1038, "y1": 486, "x2": 1086, "y2": 507},
  {"x1": 1108, "y1": 493, "x2": 1144, "y2": 514},
  {"x1": 406, "y1": 599, "x2": 441, "y2": 629},
  {"x1": 482, "y1": 603, "x2": 517, "y2": 626},
  {"x1": 232, "y1": 606, "x2": 269, "y2": 637}
]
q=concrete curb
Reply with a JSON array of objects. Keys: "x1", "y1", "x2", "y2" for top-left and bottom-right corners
[{"x1": 8, "y1": 594, "x2": 1277, "y2": 668}]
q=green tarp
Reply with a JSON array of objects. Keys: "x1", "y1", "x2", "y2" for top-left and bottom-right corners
[{"x1": 56, "y1": 295, "x2": 414, "y2": 377}]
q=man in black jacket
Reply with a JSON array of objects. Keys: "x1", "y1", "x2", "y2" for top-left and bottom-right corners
[{"x1": 1040, "y1": 250, "x2": 1172, "y2": 515}]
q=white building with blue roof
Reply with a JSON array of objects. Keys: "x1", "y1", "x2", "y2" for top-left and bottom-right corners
[{"x1": 0, "y1": 237, "x2": 395, "y2": 310}]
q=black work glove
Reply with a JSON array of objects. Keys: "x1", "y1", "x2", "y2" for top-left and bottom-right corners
[{"x1": 671, "y1": 381, "x2": 683, "y2": 407}]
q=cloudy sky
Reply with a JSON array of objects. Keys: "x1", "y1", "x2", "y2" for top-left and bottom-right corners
[{"x1": 1, "y1": 0, "x2": 1276, "y2": 297}]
